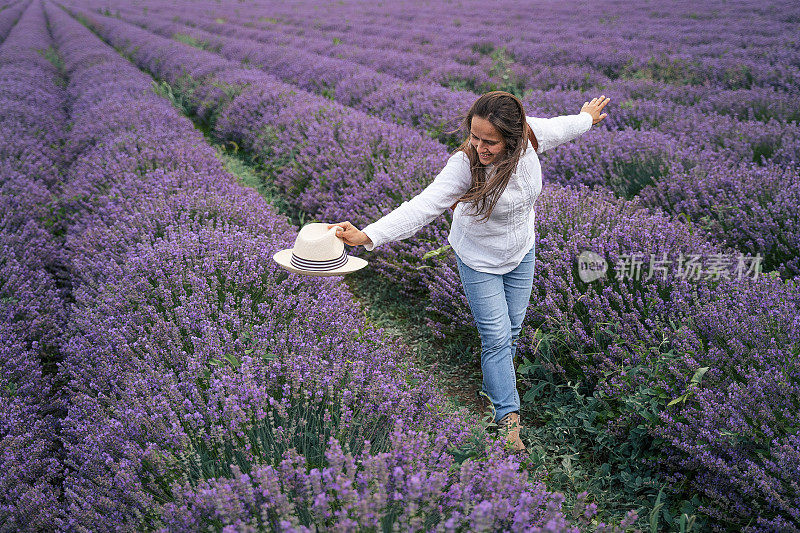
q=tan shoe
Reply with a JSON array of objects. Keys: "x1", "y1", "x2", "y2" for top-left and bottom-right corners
[{"x1": 497, "y1": 412, "x2": 527, "y2": 453}]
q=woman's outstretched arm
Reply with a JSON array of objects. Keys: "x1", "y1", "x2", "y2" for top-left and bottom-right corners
[
  {"x1": 527, "y1": 95, "x2": 610, "y2": 154},
  {"x1": 329, "y1": 150, "x2": 472, "y2": 250}
]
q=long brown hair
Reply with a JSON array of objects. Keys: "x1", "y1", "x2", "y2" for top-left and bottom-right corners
[{"x1": 453, "y1": 91, "x2": 537, "y2": 221}]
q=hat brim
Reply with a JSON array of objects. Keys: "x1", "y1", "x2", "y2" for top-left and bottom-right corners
[{"x1": 273, "y1": 249, "x2": 368, "y2": 277}]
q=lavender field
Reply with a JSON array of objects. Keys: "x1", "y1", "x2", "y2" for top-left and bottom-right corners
[{"x1": 1, "y1": 0, "x2": 799, "y2": 530}]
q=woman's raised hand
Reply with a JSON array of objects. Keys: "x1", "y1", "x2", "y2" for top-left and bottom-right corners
[
  {"x1": 327, "y1": 221, "x2": 373, "y2": 247},
  {"x1": 581, "y1": 95, "x2": 610, "y2": 125}
]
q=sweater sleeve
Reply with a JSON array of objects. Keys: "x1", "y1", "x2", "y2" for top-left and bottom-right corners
[
  {"x1": 361, "y1": 151, "x2": 471, "y2": 251},
  {"x1": 527, "y1": 111, "x2": 593, "y2": 154}
]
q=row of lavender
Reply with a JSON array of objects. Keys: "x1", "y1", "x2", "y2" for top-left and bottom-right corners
[
  {"x1": 156, "y1": 0, "x2": 800, "y2": 119},
  {"x1": 217, "y1": 0, "x2": 800, "y2": 93},
  {"x1": 109, "y1": 3, "x2": 477, "y2": 147},
  {"x1": 108, "y1": 3, "x2": 800, "y2": 147},
  {"x1": 83, "y1": 2, "x2": 800, "y2": 280},
  {"x1": 135, "y1": 3, "x2": 499, "y2": 98},
  {"x1": 100, "y1": 0, "x2": 800, "y2": 130},
  {"x1": 63, "y1": 4, "x2": 800, "y2": 529},
  {"x1": 0, "y1": 1, "x2": 28, "y2": 38},
  {"x1": 96, "y1": 0, "x2": 800, "y2": 97},
  {"x1": 10, "y1": 1, "x2": 586, "y2": 529},
  {"x1": 136, "y1": 7, "x2": 800, "y2": 168},
  {"x1": 113, "y1": 0, "x2": 800, "y2": 190},
  {"x1": 0, "y1": 1, "x2": 66, "y2": 528}
]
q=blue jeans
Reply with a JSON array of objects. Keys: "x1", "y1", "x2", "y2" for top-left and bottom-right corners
[{"x1": 455, "y1": 241, "x2": 535, "y2": 423}]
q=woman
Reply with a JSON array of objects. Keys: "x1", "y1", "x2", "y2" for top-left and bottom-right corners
[{"x1": 329, "y1": 91, "x2": 610, "y2": 452}]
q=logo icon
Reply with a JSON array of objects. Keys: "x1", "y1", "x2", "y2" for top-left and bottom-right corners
[{"x1": 577, "y1": 251, "x2": 607, "y2": 283}]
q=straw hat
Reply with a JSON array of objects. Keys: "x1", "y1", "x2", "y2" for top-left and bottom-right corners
[{"x1": 273, "y1": 223, "x2": 368, "y2": 277}]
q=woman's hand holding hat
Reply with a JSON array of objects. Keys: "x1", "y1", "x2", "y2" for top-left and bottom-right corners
[
  {"x1": 581, "y1": 95, "x2": 610, "y2": 125},
  {"x1": 327, "y1": 221, "x2": 373, "y2": 247},
  {"x1": 273, "y1": 223, "x2": 367, "y2": 276}
]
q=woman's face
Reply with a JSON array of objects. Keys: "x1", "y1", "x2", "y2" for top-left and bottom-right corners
[{"x1": 470, "y1": 115, "x2": 506, "y2": 165}]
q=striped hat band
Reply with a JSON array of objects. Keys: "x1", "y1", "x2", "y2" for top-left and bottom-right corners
[{"x1": 290, "y1": 249, "x2": 348, "y2": 272}]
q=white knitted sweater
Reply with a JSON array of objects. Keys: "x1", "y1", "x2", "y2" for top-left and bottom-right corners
[{"x1": 362, "y1": 112, "x2": 593, "y2": 274}]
